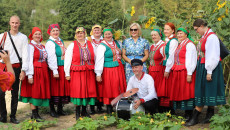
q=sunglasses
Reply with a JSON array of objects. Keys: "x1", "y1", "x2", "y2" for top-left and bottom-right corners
[{"x1": 130, "y1": 29, "x2": 138, "y2": 32}]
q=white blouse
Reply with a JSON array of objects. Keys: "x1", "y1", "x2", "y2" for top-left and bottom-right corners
[
  {"x1": 27, "y1": 40, "x2": 47, "y2": 79},
  {"x1": 182, "y1": 39, "x2": 197, "y2": 75},
  {"x1": 126, "y1": 73, "x2": 157, "y2": 102},
  {"x1": 150, "y1": 40, "x2": 164, "y2": 57},
  {"x1": 201, "y1": 29, "x2": 220, "y2": 74},
  {"x1": 64, "y1": 40, "x2": 88, "y2": 77},
  {"x1": 45, "y1": 36, "x2": 61, "y2": 75},
  {"x1": 94, "y1": 40, "x2": 118, "y2": 76},
  {"x1": 164, "y1": 34, "x2": 179, "y2": 73}
]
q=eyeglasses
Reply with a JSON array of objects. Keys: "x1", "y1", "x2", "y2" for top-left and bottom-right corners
[{"x1": 130, "y1": 29, "x2": 138, "y2": 32}]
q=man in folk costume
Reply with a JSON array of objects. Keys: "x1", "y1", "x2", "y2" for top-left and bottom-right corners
[
  {"x1": 88, "y1": 25, "x2": 104, "y2": 114},
  {"x1": 0, "y1": 15, "x2": 29, "y2": 124},
  {"x1": 126, "y1": 59, "x2": 158, "y2": 115}
]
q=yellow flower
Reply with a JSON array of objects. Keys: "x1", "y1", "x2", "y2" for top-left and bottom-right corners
[
  {"x1": 150, "y1": 118, "x2": 154, "y2": 124},
  {"x1": 112, "y1": 112, "x2": 114, "y2": 114},
  {"x1": 218, "y1": 17, "x2": 222, "y2": 21},
  {"x1": 226, "y1": 8, "x2": 229, "y2": 14},
  {"x1": 150, "y1": 17, "x2": 156, "y2": 23},
  {"x1": 175, "y1": 122, "x2": 178, "y2": 125},
  {"x1": 131, "y1": 6, "x2": 135, "y2": 16},
  {"x1": 166, "y1": 112, "x2": 171, "y2": 117},
  {"x1": 151, "y1": 26, "x2": 154, "y2": 30},
  {"x1": 145, "y1": 22, "x2": 150, "y2": 29},
  {"x1": 28, "y1": 120, "x2": 32, "y2": 123},
  {"x1": 181, "y1": 121, "x2": 185, "y2": 125},
  {"x1": 114, "y1": 30, "x2": 122, "y2": 40},
  {"x1": 104, "y1": 116, "x2": 108, "y2": 121},
  {"x1": 138, "y1": 116, "x2": 141, "y2": 119},
  {"x1": 139, "y1": 123, "x2": 142, "y2": 125},
  {"x1": 136, "y1": 111, "x2": 139, "y2": 114},
  {"x1": 79, "y1": 117, "x2": 83, "y2": 120},
  {"x1": 213, "y1": 8, "x2": 217, "y2": 13}
]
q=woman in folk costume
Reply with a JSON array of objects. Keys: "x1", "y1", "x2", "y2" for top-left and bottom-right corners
[
  {"x1": 186, "y1": 19, "x2": 226, "y2": 126},
  {"x1": 122, "y1": 23, "x2": 149, "y2": 82},
  {"x1": 88, "y1": 25, "x2": 104, "y2": 114},
  {"x1": 148, "y1": 29, "x2": 165, "y2": 96},
  {"x1": 45, "y1": 24, "x2": 70, "y2": 117},
  {"x1": 19, "y1": 27, "x2": 50, "y2": 121},
  {"x1": 170, "y1": 27, "x2": 197, "y2": 122},
  {"x1": 0, "y1": 51, "x2": 15, "y2": 92},
  {"x1": 64, "y1": 27, "x2": 97, "y2": 120},
  {"x1": 158, "y1": 23, "x2": 178, "y2": 113},
  {"x1": 95, "y1": 28, "x2": 126, "y2": 114}
]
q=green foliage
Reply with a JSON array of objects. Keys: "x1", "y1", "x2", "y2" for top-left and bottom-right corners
[
  {"x1": 210, "y1": 100, "x2": 230, "y2": 129},
  {"x1": 68, "y1": 115, "x2": 116, "y2": 130},
  {"x1": 59, "y1": 0, "x2": 123, "y2": 40},
  {"x1": 117, "y1": 111, "x2": 184, "y2": 130},
  {"x1": 20, "y1": 119, "x2": 57, "y2": 130}
]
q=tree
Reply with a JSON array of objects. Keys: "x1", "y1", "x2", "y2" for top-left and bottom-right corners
[{"x1": 59, "y1": 0, "x2": 123, "y2": 40}]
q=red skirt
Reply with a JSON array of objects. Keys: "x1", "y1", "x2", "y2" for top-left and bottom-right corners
[
  {"x1": 98, "y1": 61, "x2": 127, "y2": 105},
  {"x1": 21, "y1": 63, "x2": 50, "y2": 99},
  {"x1": 149, "y1": 65, "x2": 164, "y2": 94},
  {"x1": 70, "y1": 68, "x2": 97, "y2": 98},
  {"x1": 50, "y1": 66, "x2": 70, "y2": 96},
  {"x1": 170, "y1": 69, "x2": 196, "y2": 101}
]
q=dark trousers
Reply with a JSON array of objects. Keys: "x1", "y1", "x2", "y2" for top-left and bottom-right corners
[
  {"x1": 143, "y1": 98, "x2": 158, "y2": 114},
  {"x1": 0, "y1": 67, "x2": 21, "y2": 118}
]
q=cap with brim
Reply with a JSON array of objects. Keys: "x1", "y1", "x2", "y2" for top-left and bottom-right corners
[{"x1": 131, "y1": 59, "x2": 143, "y2": 66}]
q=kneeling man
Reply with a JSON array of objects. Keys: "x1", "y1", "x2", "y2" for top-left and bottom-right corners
[{"x1": 126, "y1": 59, "x2": 158, "y2": 115}]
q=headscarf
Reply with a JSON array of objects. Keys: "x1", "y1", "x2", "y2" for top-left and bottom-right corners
[
  {"x1": 152, "y1": 29, "x2": 165, "y2": 41},
  {"x1": 28, "y1": 27, "x2": 43, "y2": 42},
  {"x1": 47, "y1": 24, "x2": 60, "y2": 35},
  {"x1": 90, "y1": 24, "x2": 102, "y2": 36},
  {"x1": 102, "y1": 28, "x2": 113, "y2": 38},
  {"x1": 177, "y1": 27, "x2": 194, "y2": 42},
  {"x1": 74, "y1": 27, "x2": 87, "y2": 40}
]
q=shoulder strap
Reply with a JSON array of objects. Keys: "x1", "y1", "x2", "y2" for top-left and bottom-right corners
[
  {"x1": 8, "y1": 31, "x2": 22, "y2": 64},
  {"x1": 0, "y1": 32, "x2": 7, "y2": 49}
]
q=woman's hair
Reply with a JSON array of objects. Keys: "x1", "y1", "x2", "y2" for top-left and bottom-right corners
[
  {"x1": 193, "y1": 19, "x2": 208, "y2": 27},
  {"x1": 165, "y1": 22, "x2": 176, "y2": 34},
  {"x1": 129, "y1": 23, "x2": 142, "y2": 36}
]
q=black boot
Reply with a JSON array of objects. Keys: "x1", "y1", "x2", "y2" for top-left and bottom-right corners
[
  {"x1": 185, "y1": 109, "x2": 201, "y2": 126},
  {"x1": 36, "y1": 107, "x2": 43, "y2": 120},
  {"x1": 50, "y1": 104, "x2": 59, "y2": 118},
  {"x1": 57, "y1": 103, "x2": 67, "y2": 116},
  {"x1": 75, "y1": 106, "x2": 81, "y2": 120},
  {"x1": 184, "y1": 110, "x2": 193, "y2": 122},
  {"x1": 106, "y1": 105, "x2": 113, "y2": 115},
  {"x1": 31, "y1": 109, "x2": 42, "y2": 122},
  {"x1": 97, "y1": 103, "x2": 104, "y2": 114},
  {"x1": 90, "y1": 105, "x2": 96, "y2": 115},
  {"x1": 0, "y1": 116, "x2": 7, "y2": 123},
  {"x1": 201, "y1": 107, "x2": 214, "y2": 124},
  {"x1": 81, "y1": 106, "x2": 91, "y2": 118}
]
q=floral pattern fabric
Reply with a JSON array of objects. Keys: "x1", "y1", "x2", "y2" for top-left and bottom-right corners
[{"x1": 122, "y1": 37, "x2": 150, "y2": 82}]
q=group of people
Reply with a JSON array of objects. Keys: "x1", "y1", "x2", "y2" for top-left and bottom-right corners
[{"x1": 0, "y1": 15, "x2": 226, "y2": 127}]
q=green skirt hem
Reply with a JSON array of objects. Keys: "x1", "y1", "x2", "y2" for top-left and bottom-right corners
[
  {"x1": 71, "y1": 98, "x2": 96, "y2": 106},
  {"x1": 19, "y1": 96, "x2": 49, "y2": 107}
]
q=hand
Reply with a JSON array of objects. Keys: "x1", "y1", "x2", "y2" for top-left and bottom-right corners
[
  {"x1": 53, "y1": 74, "x2": 59, "y2": 78},
  {"x1": 96, "y1": 76, "x2": 102, "y2": 82},
  {"x1": 28, "y1": 78, "x2": 34, "y2": 84},
  {"x1": 187, "y1": 75, "x2": 192, "y2": 83},
  {"x1": 164, "y1": 72, "x2": 169, "y2": 79},
  {"x1": 206, "y1": 74, "x2": 212, "y2": 81},
  {"x1": 128, "y1": 59, "x2": 132, "y2": 65},
  {"x1": 66, "y1": 76, "x2": 70, "y2": 80},
  {"x1": 0, "y1": 50, "x2": 10, "y2": 64},
  {"x1": 19, "y1": 70, "x2": 26, "y2": 81},
  {"x1": 134, "y1": 100, "x2": 141, "y2": 110}
]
